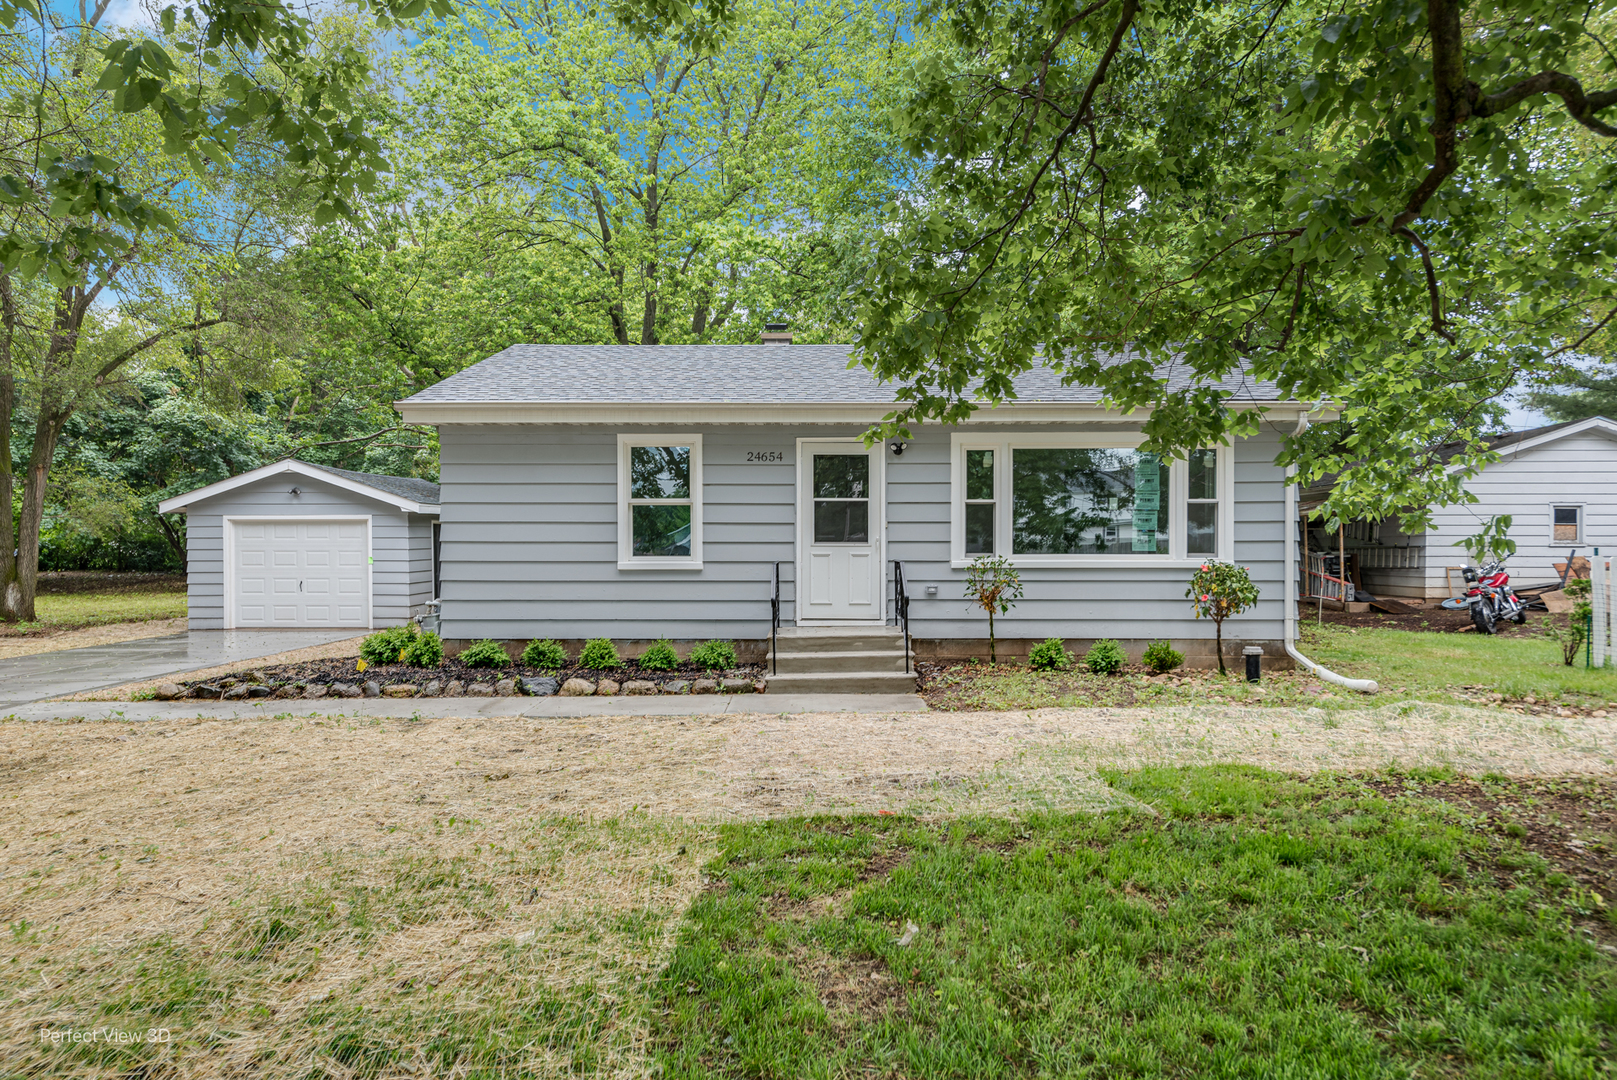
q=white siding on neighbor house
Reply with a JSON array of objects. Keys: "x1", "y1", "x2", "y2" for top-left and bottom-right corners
[
  {"x1": 436, "y1": 423, "x2": 1289, "y2": 644},
  {"x1": 1409, "y1": 429, "x2": 1617, "y2": 597},
  {"x1": 180, "y1": 473, "x2": 437, "y2": 630}
]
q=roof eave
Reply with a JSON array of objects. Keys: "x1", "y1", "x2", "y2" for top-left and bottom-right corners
[{"x1": 394, "y1": 399, "x2": 1319, "y2": 425}]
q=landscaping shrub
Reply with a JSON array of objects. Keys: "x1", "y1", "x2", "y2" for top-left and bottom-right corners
[
  {"x1": 360, "y1": 625, "x2": 418, "y2": 666},
  {"x1": 459, "y1": 639, "x2": 511, "y2": 668},
  {"x1": 403, "y1": 631, "x2": 444, "y2": 667},
  {"x1": 1027, "y1": 637, "x2": 1073, "y2": 672},
  {"x1": 689, "y1": 639, "x2": 738, "y2": 670},
  {"x1": 579, "y1": 638, "x2": 622, "y2": 669},
  {"x1": 1084, "y1": 638, "x2": 1127, "y2": 675},
  {"x1": 964, "y1": 554, "x2": 1023, "y2": 663},
  {"x1": 638, "y1": 639, "x2": 680, "y2": 671},
  {"x1": 1142, "y1": 640, "x2": 1184, "y2": 673},
  {"x1": 1186, "y1": 562, "x2": 1260, "y2": 675},
  {"x1": 521, "y1": 638, "x2": 568, "y2": 669}
]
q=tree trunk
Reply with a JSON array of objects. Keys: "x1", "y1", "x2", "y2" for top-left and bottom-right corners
[
  {"x1": 0, "y1": 276, "x2": 17, "y2": 621},
  {"x1": 1214, "y1": 617, "x2": 1226, "y2": 675},
  {"x1": 988, "y1": 609, "x2": 996, "y2": 663},
  {"x1": 3, "y1": 412, "x2": 68, "y2": 622},
  {"x1": 156, "y1": 513, "x2": 186, "y2": 570}
]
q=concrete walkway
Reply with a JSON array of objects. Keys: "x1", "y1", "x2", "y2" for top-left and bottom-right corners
[
  {"x1": 0, "y1": 693, "x2": 929, "y2": 722},
  {"x1": 0, "y1": 630, "x2": 362, "y2": 707}
]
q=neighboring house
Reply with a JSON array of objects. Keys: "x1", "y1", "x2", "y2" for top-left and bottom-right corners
[
  {"x1": 1301, "y1": 416, "x2": 1617, "y2": 600},
  {"x1": 393, "y1": 337, "x2": 1319, "y2": 672},
  {"x1": 159, "y1": 460, "x2": 440, "y2": 630}
]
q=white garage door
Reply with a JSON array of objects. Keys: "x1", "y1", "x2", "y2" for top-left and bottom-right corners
[{"x1": 232, "y1": 520, "x2": 370, "y2": 627}]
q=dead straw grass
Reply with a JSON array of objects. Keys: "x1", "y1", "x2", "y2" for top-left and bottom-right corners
[{"x1": 1, "y1": 700, "x2": 1612, "y2": 1077}]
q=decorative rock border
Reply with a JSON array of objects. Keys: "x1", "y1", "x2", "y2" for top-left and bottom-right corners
[{"x1": 155, "y1": 672, "x2": 768, "y2": 701}]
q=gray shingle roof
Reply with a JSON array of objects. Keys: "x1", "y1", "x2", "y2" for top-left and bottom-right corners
[
  {"x1": 397, "y1": 345, "x2": 1285, "y2": 405},
  {"x1": 303, "y1": 462, "x2": 440, "y2": 506}
]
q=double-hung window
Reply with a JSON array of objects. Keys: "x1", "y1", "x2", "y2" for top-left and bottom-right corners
[
  {"x1": 618, "y1": 434, "x2": 702, "y2": 569},
  {"x1": 950, "y1": 434, "x2": 1232, "y2": 566}
]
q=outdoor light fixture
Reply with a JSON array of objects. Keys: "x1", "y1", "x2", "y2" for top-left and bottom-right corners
[
  {"x1": 289, "y1": 486, "x2": 301, "y2": 497},
  {"x1": 889, "y1": 440, "x2": 907, "y2": 456}
]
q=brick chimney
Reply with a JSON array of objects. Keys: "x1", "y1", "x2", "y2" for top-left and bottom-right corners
[{"x1": 760, "y1": 322, "x2": 792, "y2": 344}]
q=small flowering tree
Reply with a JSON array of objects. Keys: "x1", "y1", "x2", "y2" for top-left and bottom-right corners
[
  {"x1": 1187, "y1": 562, "x2": 1260, "y2": 675},
  {"x1": 964, "y1": 554, "x2": 1023, "y2": 663}
]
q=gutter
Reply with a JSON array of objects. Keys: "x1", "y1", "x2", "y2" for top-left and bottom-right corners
[{"x1": 1284, "y1": 415, "x2": 1378, "y2": 693}]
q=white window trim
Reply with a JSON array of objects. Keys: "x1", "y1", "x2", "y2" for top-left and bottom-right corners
[
  {"x1": 618, "y1": 433, "x2": 703, "y2": 570},
  {"x1": 948, "y1": 432, "x2": 1234, "y2": 568},
  {"x1": 1549, "y1": 502, "x2": 1585, "y2": 547}
]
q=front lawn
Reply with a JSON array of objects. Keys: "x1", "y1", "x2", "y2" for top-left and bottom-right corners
[
  {"x1": 656, "y1": 767, "x2": 1617, "y2": 1079},
  {"x1": 3, "y1": 575, "x2": 186, "y2": 635},
  {"x1": 920, "y1": 624, "x2": 1617, "y2": 713}
]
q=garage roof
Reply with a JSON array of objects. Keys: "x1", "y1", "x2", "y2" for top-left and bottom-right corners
[{"x1": 158, "y1": 459, "x2": 440, "y2": 516}]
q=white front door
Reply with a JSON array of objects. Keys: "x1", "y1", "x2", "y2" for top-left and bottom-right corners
[
  {"x1": 232, "y1": 520, "x2": 370, "y2": 628},
  {"x1": 799, "y1": 442, "x2": 881, "y2": 622}
]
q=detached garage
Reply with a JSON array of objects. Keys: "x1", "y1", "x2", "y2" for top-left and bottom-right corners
[{"x1": 159, "y1": 460, "x2": 440, "y2": 630}]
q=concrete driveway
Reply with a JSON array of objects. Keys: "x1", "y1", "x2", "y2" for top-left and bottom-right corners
[{"x1": 0, "y1": 630, "x2": 361, "y2": 708}]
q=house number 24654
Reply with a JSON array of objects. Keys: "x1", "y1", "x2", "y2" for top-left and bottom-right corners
[{"x1": 746, "y1": 451, "x2": 785, "y2": 462}]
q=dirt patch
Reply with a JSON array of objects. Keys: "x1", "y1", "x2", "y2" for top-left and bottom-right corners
[
  {"x1": 0, "y1": 617, "x2": 187, "y2": 658},
  {"x1": 1311, "y1": 604, "x2": 1568, "y2": 634},
  {"x1": 793, "y1": 947, "x2": 908, "y2": 1024},
  {"x1": 859, "y1": 849, "x2": 912, "y2": 882},
  {"x1": 1363, "y1": 775, "x2": 1616, "y2": 907}
]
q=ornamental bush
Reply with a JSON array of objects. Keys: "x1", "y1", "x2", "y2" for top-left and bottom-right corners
[
  {"x1": 689, "y1": 639, "x2": 738, "y2": 670},
  {"x1": 638, "y1": 639, "x2": 680, "y2": 671},
  {"x1": 521, "y1": 638, "x2": 569, "y2": 669},
  {"x1": 1027, "y1": 637, "x2": 1073, "y2": 672},
  {"x1": 579, "y1": 638, "x2": 622, "y2": 669},
  {"x1": 403, "y1": 630, "x2": 444, "y2": 667},
  {"x1": 1186, "y1": 562, "x2": 1261, "y2": 675},
  {"x1": 360, "y1": 624, "x2": 418, "y2": 666},
  {"x1": 963, "y1": 554, "x2": 1023, "y2": 663},
  {"x1": 459, "y1": 639, "x2": 511, "y2": 668},
  {"x1": 1084, "y1": 638, "x2": 1127, "y2": 675},
  {"x1": 1142, "y1": 640, "x2": 1184, "y2": 674}
]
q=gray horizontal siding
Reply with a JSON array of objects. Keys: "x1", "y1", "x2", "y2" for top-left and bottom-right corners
[
  {"x1": 437, "y1": 423, "x2": 1288, "y2": 643},
  {"x1": 177, "y1": 474, "x2": 436, "y2": 630}
]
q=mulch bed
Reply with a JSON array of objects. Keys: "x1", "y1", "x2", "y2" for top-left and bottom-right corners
[
  {"x1": 1363, "y1": 775, "x2": 1616, "y2": 935},
  {"x1": 1309, "y1": 604, "x2": 1568, "y2": 634},
  {"x1": 172, "y1": 657, "x2": 765, "y2": 700}
]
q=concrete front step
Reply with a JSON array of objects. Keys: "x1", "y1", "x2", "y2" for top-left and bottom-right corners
[
  {"x1": 773, "y1": 649, "x2": 911, "y2": 674},
  {"x1": 764, "y1": 670, "x2": 918, "y2": 695},
  {"x1": 774, "y1": 626, "x2": 906, "y2": 653}
]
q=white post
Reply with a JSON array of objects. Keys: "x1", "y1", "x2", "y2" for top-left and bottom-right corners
[{"x1": 1593, "y1": 557, "x2": 1609, "y2": 669}]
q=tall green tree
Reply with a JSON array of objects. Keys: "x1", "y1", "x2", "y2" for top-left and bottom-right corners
[
  {"x1": 400, "y1": 0, "x2": 908, "y2": 345},
  {"x1": 845, "y1": 0, "x2": 1617, "y2": 531}
]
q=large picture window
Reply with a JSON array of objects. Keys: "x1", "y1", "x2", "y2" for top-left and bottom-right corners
[
  {"x1": 951, "y1": 435, "x2": 1231, "y2": 565},
  {"x1": 618, "y1": 434, "x2": 702, "y2": 568}
]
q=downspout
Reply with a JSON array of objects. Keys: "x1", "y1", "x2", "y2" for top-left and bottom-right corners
[{"x1": 1284, "y1": 412, "x2": 1378, "y2": 693}]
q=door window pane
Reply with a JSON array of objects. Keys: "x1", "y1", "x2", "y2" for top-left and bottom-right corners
[
  {"x1": 813, "y1": 455, "x2": 868, "y2": 499},
  {"x1": 1012, "y1": 448, "x2": 1169, "y2": 555},
  {"x1": 629, "y1": 445, "x2": 690, "y2": 499},
  {"x1": 965, "y1": 502, "x2": 995, "y2": 553},
  {"x1": 965, "y1": 449, "x2": 994, "y2": 500},
  {"x1": 814, "y1": 500, "x2": 869, "y2": 543},
  {"x1": 631, "y1": 504, "x2": 692, "y2": 556},
  {"x1": 1187, "y1": 501, "x2": 1218, "y2": 555},
  {"x1": 1188, "y1": 448, "x2": 1217, "y2": 501}
]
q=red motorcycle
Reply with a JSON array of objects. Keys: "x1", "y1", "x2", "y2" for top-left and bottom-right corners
[{"x1": 1443, "y1": 557, "x2": 1527, "y2": 634}]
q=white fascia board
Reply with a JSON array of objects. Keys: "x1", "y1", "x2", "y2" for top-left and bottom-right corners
[
  {"x1": 1444, "y1": 416, "x2": 1617, "y2": 476},
  {"x1": 158, "y1": 459, "x2": 437, "y2": 515},
  {"x1": 394, "y1": 400, "x2": 1320, "y2": 426}
]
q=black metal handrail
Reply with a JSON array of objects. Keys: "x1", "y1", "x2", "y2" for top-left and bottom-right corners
[
  {"x1": 771, "y1": 561, "x2": 783, "y2": 676},
  {"x1": 893, "y1": 559, "x2": 911, "y2": 674}
]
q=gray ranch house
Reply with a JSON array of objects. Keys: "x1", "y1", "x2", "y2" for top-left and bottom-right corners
[{"x1": 396, "y1": 339, "x2": 1321, "y2": 687}]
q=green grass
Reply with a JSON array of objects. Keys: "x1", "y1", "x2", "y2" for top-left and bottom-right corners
[
  {"x1": 654, "y1": 767, "x2": 1617, "y2": 1079},
  {"x1": 1303, "y1": 624, "x2": 1617, "y2": 705},
  {"x1": 925, "y1": 626, "x2": 1617, "y2": 712},
  {"x1": 10, "y1": 587, "x2": 186, "y2": 633}
]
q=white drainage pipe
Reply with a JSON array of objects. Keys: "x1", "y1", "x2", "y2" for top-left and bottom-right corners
[{"x1": 1284, "y1": 422, "x2": 1378, "y2": 693}]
